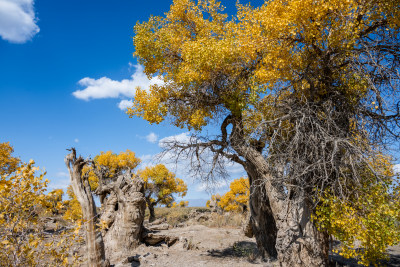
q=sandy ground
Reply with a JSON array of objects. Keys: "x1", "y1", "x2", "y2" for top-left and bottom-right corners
[
  {"x1": 105, "y1": 223, "x2": 400, "y2": 267},
  {"x1": 109, "y1": 224, "x2": 275, "y2": 267}
]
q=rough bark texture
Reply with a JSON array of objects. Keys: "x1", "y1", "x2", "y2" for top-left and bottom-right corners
[
  {"x1": 95, "y1": 173, "x2": 146, "y2": 260},
  {"x1": 147, "y1": 201, "x2": 156, "y2": 223},
  {"x1": 275, "y1": 197, "x2": 329, "y2": 267},
  {"x1": 244, "y1": 162, "x2": 278, "y2": 259},
  {"x1": 230, "y1": 120, "x2": 330, "y2": 266},
  {"x1": 64, "y1": 148, "x2": 108, "y2": 267}
]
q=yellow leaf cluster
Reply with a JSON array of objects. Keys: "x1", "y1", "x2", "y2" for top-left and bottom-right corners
[
  {"x1": 218, "y1": 177, "x2": 249, "y2": 212},
  {"x1": 0, "y1": 142, "x2": 20, "y2": 176},
  {"x1": 313, "y1": 155, "x2": 400, "y2": 266},
  {"x1": 130, "y1": 0, "x2": 399, "y2": 133},
  {"x1": 0, "y1": 143, "x2": 81, "y2": 266},
  {"x1": 137, "y1": 164, "x2": 188, "y2": 207}
]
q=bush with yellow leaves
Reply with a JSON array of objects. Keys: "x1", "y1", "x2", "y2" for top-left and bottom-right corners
[
  {"x1": 313, "y1": 155, "x2": 400, "y2": 266},
  {"x1": 0, "y1": 142, "x2": 81, "y2": 266}
]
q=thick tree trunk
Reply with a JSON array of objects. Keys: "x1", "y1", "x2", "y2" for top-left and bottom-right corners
[
  {"x1": 65, "y1": 148, "x2": 108, "y2": 267},
  {"x1": 275, "y1": 196, "x2": 329, "y2": 267},
  {"x1": 244, "y1": 162, "x2": 278, "y2": 259},
  {"x1": 95, "y1": 174, "x2": 146, "y2": 260},
  {"x1": 230, "y1": 127, "x2": 329, "y2": 266}
]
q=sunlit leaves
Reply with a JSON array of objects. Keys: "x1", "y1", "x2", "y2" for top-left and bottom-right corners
[
  {"x1": 218, "y1": 177, "x2": 249, "y2": 212},
  {"x1": 0, "y1": 143, "x2": 81, "y2": 266},
  {"x1": 137, "y1": 164, "x2": 188, "y2": 207},
  {"x1": 313, "y1": 156, "x2": 400, "y2": 266}
]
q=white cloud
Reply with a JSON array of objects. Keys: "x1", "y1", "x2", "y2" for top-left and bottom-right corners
[
  {"x1": 159, "y1": 132, "x2": 191, "y2": 146},
  {"x1": 146, "y1": 132, "x2": 158, "y2": 144},
  {"x1": 73, "y1": 65, "x2": 163, "y2": 101},
  {"x1": 48, "y1": 178, "x2": 70, "y2": 191},
  {"x1": 394, "y1": 164, "x2": 400, "y2": 174},
  {"x1": 0, "y1": 0, "x2": 40, "y2": 43},
  {"x1": 74, "y1": 138, "x2": 79, "y2": 143},
  {"x1": 56, "y1": 172, "x2": 69, "y2": 178},
  {"x1": 118, "y1": 99, "x2": 133, "y2": 110},
  {"x1": 196, "y1": 180, "x2": 228, "y2": 192}
]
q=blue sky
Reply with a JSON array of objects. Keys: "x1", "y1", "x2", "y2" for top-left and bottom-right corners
[
  {"x1": 0, "y1": 0, "x2": 254, "y2": 205},
  {"x1": 2, "y1": 0, "x2": 397, "y2": 206}
]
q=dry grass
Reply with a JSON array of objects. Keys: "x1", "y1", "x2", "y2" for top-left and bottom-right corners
[
  {"x1": 146, "y1": 207, "x2": 245, "y2": 229},
  {"x1": 145, "y1": 207, "x2": 207, "y2": 226},
  {"x1": 201, "y1": 212, "x2": 244, "y2": 228}
]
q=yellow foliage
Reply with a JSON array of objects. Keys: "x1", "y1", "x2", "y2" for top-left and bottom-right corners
[
  {"x1": 179, "y1": 200, "x2": 189, "y2": 207},
  {"x1": 63, "y1": 185, "x2": 82, "y2": 222},
  {"x1": 0, "y1": 142, "x2": 20, "y2": 176},
  {"x1": 0, "y1": 144, "x2": 81, "y2": 266},
  {"x1": 313, "y1": 155, "x2": 400, "y2": 266},
  {"x1": 137, "y1": 164, "x2": 188, "y2": 207},
  {"x1": 45, "y1": 189, "x2": 64, "y2": 214},
  {"x1": 129, "y1": 0, "x2": 399, "y2": 132},
  {"x1": 218, "y1": 177, "x2": 249, "y2": 212}
]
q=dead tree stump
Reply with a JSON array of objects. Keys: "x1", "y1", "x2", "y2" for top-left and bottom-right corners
[
  {"x1": 65, "y1": 148, "x2": 108, "y2": 267},
  {"x1": 94, "y1": 172, "x2": 146, "y2": 260}
]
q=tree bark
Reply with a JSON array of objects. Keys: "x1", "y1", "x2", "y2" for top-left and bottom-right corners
[
  {"x1": 148, "y1": 201, "x2": 156, "y2": 222},
  {"x1": 230, "y1": 121, "x2": 329, "y2": 266},
  {"x1": 244, "y1": 162, "x2": 278, "y2": 259},
  {"x1": 274, "y1": 196, "x2": 329, "y2": 267},
  {"x1": 65, "y1": 148, "x2": 108, "y2": 267},
  {"x1": 95, "y1": 174, "x2": 146, "y2": 260}
]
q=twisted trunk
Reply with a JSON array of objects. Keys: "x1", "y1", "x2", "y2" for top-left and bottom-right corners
[
  {"x1": 95, "y1": 174, "x2": 146, "y2": 260},
  {"x1": 244, "y1": 162, "x2": 278, "y2": 259},
  {"x1": 65, "y1": 148, "x2": 108, "y2": 267},
  {"x1": 230, "y1": 121, "x2": 329, "y2": 266}
]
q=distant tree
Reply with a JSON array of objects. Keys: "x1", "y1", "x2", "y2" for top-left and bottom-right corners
[
  {"x1": 45, "y1": 189, "x2": 64, "y2": 215},
  {"x1": 137, "y1": 164, "x2": 187, "y2": 221},
  {"x1": 219, "y1": 177, "x2": 249, "y2": 213},
  {"x1": 179, "y1": 200, "x2": 189, "y2": 207},
  {"x1": 63, "y1": 185, "x2": 82, "y2": 221}
]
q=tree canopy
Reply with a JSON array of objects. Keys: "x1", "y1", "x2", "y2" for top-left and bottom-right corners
[
  {"x1": 137, "y1": 164, "x2": 187, "y2": 220},
  {"x1": 130, "y1": 0, "x2": 400, "y2": 265}
]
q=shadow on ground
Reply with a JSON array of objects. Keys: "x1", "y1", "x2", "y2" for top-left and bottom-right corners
[{"x1": 207, "y1": 241, "x2": 259, "y2": 263}]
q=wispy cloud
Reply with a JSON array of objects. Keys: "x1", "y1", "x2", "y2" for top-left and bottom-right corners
[
  {"x1": 118, "y1": 99, "x2": 132, "y2": 110},
  {"x1": 146, "y1": 132, "x2": 158, "y2": 144},
  {"x1": 394, "y1": 164, "x2": 400, "y2": 174},
  {"x1": 0, "y1": 0, "x2": 40, "y2": 43},
  {"x1": 196, "y1": 180, "x2": 228, "y2": 192},
  {"x1": 74, "y1": 138, "x2": 79, "y2": 143},
  {"x1": 56, "y1": 172, "x2": 69, "y2": 178},
  {"x1": 73, "y1": 64, "x2": 163, "y2": 101}
]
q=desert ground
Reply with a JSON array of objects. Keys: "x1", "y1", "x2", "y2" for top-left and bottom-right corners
[{"x1": 45, "y1": 207, "x2": 400, "y2": 267}]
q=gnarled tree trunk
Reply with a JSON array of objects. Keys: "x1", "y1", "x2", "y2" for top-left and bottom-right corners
[
  {"x1": 65, "y1": 148, "x2": 108, "y2": 267},
  {"x1": 274, "y1": 196, "x2": 329, "y2": 267},
  {"x1": 95, "y1": 173, "x2": 146, "y2": 260},
  {"x1": 230, "y1": 123, "x2": 330, "y2": 266},
  {"x1": 244, "y1": 162, "x2": 278, "y2": 259}
]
